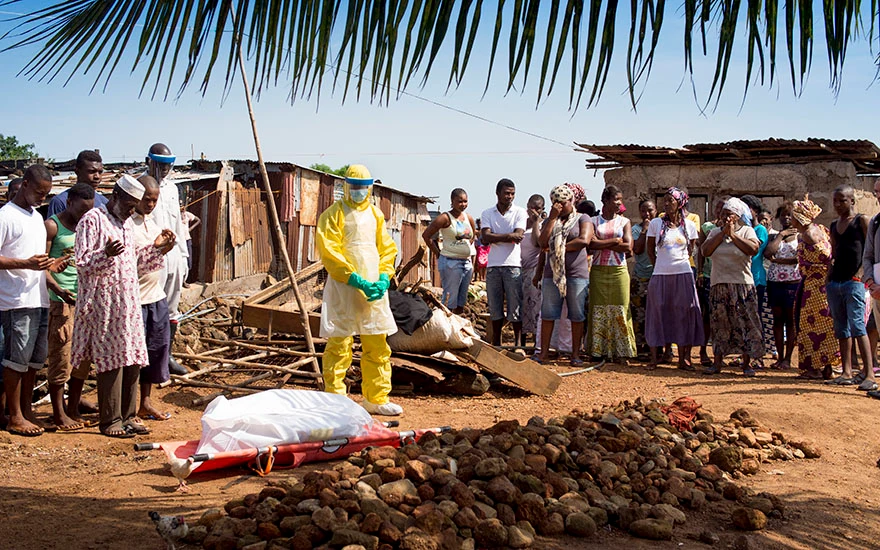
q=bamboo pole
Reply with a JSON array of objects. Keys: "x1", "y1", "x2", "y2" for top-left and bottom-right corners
[
  {"x1": 171, "y1": 351, "x2": 320, "y2": 378},
  {"x1": 200, "y1": 337, "x2": 322, "y2": 357},
  {"x1": 230, "y1": 6, "x2": 323, "y2": 388}
]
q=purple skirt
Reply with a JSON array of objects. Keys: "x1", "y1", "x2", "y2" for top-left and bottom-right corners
[{"x1": 645, "y1": 272, "x2": 705, "y2": 347}]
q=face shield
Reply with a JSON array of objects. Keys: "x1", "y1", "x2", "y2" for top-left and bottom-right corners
[{"x1": 148, "y1": 152, "x2": 175, "y2": 180}]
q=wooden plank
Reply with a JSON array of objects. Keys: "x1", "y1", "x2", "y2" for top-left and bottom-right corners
[
  {"x1": 459, "y1": 340, "x2": 561, "y2": 396},
  {"x1": 390, "y1": 357, "x2": 445, "y2": 382},
  {"x1": 240, "y1": 303, "x2": 322, "y2": 336}
]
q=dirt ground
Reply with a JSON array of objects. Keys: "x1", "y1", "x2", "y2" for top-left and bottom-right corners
[{"x1": 2, "y1": 359, "x2": 879, "y2": 550}]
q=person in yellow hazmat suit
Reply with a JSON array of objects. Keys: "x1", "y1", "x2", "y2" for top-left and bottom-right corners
[{"x1": 316, "y1": 165, "x2": 403, "y2": 416}]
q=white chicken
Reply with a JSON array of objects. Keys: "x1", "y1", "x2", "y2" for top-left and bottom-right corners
[
  {"x1": 148, "y1": 511, "x2": 188, "y2": 550},
  {"x1": 168, "y1": 456, "x2": 197, "y2": 492}
]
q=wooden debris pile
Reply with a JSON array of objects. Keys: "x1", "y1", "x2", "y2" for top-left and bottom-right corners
[{"x1": 171, "y1": 248, "x2": 562, "y2": 402}]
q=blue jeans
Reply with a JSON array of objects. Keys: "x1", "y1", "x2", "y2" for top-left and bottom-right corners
[
  {"x1": 1, "y1": 307, "x2": 49, "y2": 373},
  {"x1": 541, "y1": 277, "x2": 589, "y2": 322},
  {"x1": 826, "y1": 280, "x2": 867, "y2": 338},
  {"x1": 486, "y1": 267, "x2": 523, "y2": 322},
  {"x1": 438, "y1": 255, "x2": 473, "y2": 310}
]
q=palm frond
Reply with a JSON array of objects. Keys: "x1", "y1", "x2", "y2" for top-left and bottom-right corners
[{"x1": 0, "y1": 0, "x2": 875, "y2": 111}]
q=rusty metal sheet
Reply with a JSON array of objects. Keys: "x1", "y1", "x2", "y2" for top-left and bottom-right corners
[{"x1": 299, "y1": 170, "x2": 320, "y2": 226}]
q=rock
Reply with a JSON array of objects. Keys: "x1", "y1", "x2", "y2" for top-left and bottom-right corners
[
  {"x1": 257, "y1": 521, "x2": 281, "y2": 540},
  {"x1": 628, "y1": 518, "x2": 674, "y2": 540},
  {"x1": 506, "y1": 525, "x2": 534, "y2": 548},
  {"x1": 587, "y1": 507, "x2": 608, "y2": 527},
  {"x1": 486, "y1": 476, "x2": 519, "y2": 504},
  {"x1": 296, "y1": 499, "x2": 321, "y2": 514},
  {"x1": 198, "y1": 509, "x2": 224, "y2": 528},
  {"x1": 564, "y1": 512, "x2": 597, "y2": 537},
  {"x1": 665, "y1": 477, "x2": 692, "y2": 500},
  {"x1": 454, "y1": 507, "x2": 479, "y2": 529},
  {"x1": 689, "y1": 489, "x2": 707, "y2": 510},
  {"x1": 698, "y1": 465, "x2": 724, "y2": 482},
  {"x1": 280, "y1": 515, "x2": 311, "y2": 535},
  {"x1": 617, "y1": 506, "x2": 649, "y2": 530},
  {"x1": 378, "y1": 521, "x2": 402, "y2": 544},
  {"x1": 709, "y1": 446, "x2": 742, "y2": 473},
  {"x1": 741, "y1": 458, "x2": 761, "y2": 475},
  {"x1": 732, "y1": 507, "x2": 767, "y2": 530},
  {"x1": 743, "y1": 497, "x2": 774, "y2": 515},
  {"x1": 739, "y1": 428, "x2": 758, "y2": 448},
  {"x1": 537, "y1": 512, "x2": 565, "y2": 536},
  {"x1": 474, "y1": 519, "x2": 508, "y2": 548},
  {"x1": 183, "y1": 524, "x2": 209, "y2": 544},
  {"x1": 312, "y1": 506, "x2": 338, "y2": 531},
  {"x1": 473, "y1": 502, "x2": 498, "y2": 520},
  {"x1": 398, "y1": 529, "x2": 440, "y2": 550},
  {"x1": 329, "y1": 529, "x2": 379, "y2": 550},
  {"x1": 651, "y1": 503, "x2": 687, "y2": 525},
  {"x1": 377, "y1": 479, "x2": 418, "y2": 506},
  {"x1": 405, "y1": 460, "x2": 434, "y2": 483},
  {"x1": 366, "y1": 446, "x2": 401, "y2": 465},
  {"x1": 723, "y1": 483, "x2": 746, "y2": 501},
  {"x1": 361, "y1": 513, "x2": 383, "y2": 534},
  {"x1": 515, "y1": 493, "x2": 547, "y2": 525},
  {"x1": 558, "y1": 492, "x2": 590, "y2": 513},
  {"x1": 789, "y1": 440, "x2": 822, "y2": 458},
  {"x1": 381, "y1": 466, "x2": 406, "y2": 483},
  {"x1": 733, "y1": 534, "x2": 753, "y2": 550},
  {"x1": 475, "y1": 458, "x2": 509, "y2": 479},
  {"x1": 699, "y1": 530, "x2": 720, "y2": 545}
]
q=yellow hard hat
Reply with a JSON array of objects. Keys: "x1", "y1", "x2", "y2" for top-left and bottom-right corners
[{"x1": 345, "y1": 164, "x2": 373, "y2": 186}]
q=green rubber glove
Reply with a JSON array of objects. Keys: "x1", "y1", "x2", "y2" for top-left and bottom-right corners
[
  {"x1": 365, "y1": 274, "x2": 391, "y2": 302},
  {"x1": 347, "y1": 272, "x2": 371, "y2": 292}
]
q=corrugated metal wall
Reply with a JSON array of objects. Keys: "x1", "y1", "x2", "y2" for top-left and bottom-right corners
[{"x1": 189, "y1": 188, "x2": 272, "y2": 283}]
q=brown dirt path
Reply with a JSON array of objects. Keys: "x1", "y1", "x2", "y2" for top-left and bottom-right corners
[{"x1": 1, "y1": 362, "x2": 879, "y2": 549}]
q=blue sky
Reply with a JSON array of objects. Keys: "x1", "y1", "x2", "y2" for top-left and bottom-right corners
[{"x1": 1, "y1": 3, "x2": 878, "y2": 215}]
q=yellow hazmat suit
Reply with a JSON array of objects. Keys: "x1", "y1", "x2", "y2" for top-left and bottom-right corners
[{"x1": 316, "y1": 165, "x2": 400, "y2": 415}]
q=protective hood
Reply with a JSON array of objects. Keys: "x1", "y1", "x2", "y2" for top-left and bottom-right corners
[{"x1": 343, "y1": 164, "x2": 374, "y2": 211}]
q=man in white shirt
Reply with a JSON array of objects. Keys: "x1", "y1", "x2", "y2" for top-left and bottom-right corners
[
  {"x1": 0, "y1": 165, "x2": 56, "y2": 436},
  {"x1": 145, "y1": 143, "x2": 189, "y2": 376},
  {"x1": 129, "y1": 176, "x2": 173, "y2": 422},
  {"x1": 480, "y1": 179, "x2": 528, "y2": 346}
]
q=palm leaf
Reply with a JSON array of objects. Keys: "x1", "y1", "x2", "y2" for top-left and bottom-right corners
[{"x1": 0, "y1": 0, "x2": 875, "y2": 113}]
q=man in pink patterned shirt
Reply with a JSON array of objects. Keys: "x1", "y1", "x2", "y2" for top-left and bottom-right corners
[{"x1": 73, "y1": 175, "x2": 176, "y2": 438}]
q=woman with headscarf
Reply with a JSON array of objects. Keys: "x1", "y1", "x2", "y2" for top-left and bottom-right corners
[
  {"x1": 535, "y1": 185, "x2": 592, "y2": 366},
  {"x1": 701, "y1": 197, "x2": 764, "y2": 376},
  {"x1": 587, "y1": 185, "x2": 636, "y2": 362},
  {"x1": 645, "y1": 188, "x2": 704, "y2": 370},
  {"x1": 790, "y1": 197, "x2": 841, "y2": 379}
]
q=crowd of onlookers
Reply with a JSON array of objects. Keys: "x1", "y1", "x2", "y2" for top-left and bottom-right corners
[
  {"x1": 0, "y1": 145, "x2": 200, "y2": 438},
  {"x1": 424, "y1": 178, "x2": 880, "y2": 399}
]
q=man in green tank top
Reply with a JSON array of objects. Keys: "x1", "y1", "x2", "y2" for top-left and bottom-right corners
[{"x1": 45, "y1": 183, "x2": 95, "y2": 431}]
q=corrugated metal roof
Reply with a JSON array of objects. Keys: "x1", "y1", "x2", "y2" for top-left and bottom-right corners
[{"x1": 576, "y1": 138, "x2": 880, "y2": 173}]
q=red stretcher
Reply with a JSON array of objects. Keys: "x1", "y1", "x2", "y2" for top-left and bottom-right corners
[{"x1": 135, "y1": 421, "x2": 450, "y2": 475}]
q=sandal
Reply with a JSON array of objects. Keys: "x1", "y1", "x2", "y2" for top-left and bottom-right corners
[
  {"x1": 824, "y1": 376, "x2": 856, "y2": 386},
  {"x1": 102, "y1": 427, "x2": 135, "y2": 439},
  {"x1": 570, "y1": 358, "x2": 584, "y2": 368},
  {"x1": 867, "y1": 389, "x2": 880, "y2": 400},
  {"x1": 678, "y1": 362, "x2": 696, "y2": 372},
  {"x1": 857, "y1": 379, "x2": 878, "y2": 391},
  {"x1": 796, "y1": 370, "x2": 824, "y2": 380},
  {"x1": 702, "y1": 366, "x2": 722, "y2": 375},
  {"x1": 123, "y1": 420, "x2": 151, "y2": 435},
  {"x1": 742, "y1": 367, "x2": 757, "y2": 377}
]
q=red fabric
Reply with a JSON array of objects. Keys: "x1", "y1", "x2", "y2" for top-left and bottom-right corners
[{"x1": 661, "y1": 396, "x2": 701, "y2": 431}]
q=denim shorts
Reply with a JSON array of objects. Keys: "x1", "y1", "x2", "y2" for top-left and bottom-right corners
[
  {"x1": 826, "y1": 279, "x2": 867, "y2": 338},
  {"x1": 486, "y1": 267, "x2": 523, "y2": 322},
  {"x1": 438, "y1": 255, "x2": 474, "y2": 310},
  {"x1": 541, "y1": 277, "x2": 589, "y2": 322},
  {"x1": 2, "y1": 307, "x2": 49, "y2": 373}
]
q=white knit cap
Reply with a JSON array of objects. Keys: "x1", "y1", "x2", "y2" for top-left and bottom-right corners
[{"x1": 117, "y1": 174, "x2": 145, "y2": 200}]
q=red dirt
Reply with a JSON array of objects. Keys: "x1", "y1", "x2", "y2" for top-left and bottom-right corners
[{"x1": 1, "y1": 361, "x2": 879, "y2": 549}]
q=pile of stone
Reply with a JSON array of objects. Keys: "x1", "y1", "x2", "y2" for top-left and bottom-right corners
[{"x1": 186, "y1": 399, "x2": 819, "y2": 549}]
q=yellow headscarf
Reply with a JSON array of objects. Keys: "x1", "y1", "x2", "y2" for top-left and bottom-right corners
[{"x1": 792, "y1": 196, "x2": 822, "y2": 225}]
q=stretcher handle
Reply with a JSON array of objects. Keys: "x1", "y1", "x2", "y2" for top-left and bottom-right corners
[
  {"x1": 383, "y1": 421, "x2": 400, "y2": 428},
  {"x1": 192, "y1": 453, "x2": 212, "y2": 463},
  {"x1": 134, "y1": 443, "x2": 161, "y2": 451}
]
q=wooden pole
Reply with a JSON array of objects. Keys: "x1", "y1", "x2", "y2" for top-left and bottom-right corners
[{"x1": 231, "y1": 6, "x2": 322, "y2": 387}]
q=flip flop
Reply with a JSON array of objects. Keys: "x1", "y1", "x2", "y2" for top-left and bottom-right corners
[
  {"x1": 102, "y1": 428, "x2": 135, "y2": 439},
  {"x1": 825, "y1": 376, "x2": 856, "y2": 386},
  {"x1": 142, "y1": 412, "x2": 172, "y2": 421},
  {"x1": 54, "y1": 422, "x2": 85, "y2": 433},
  {"x1": 570, "y1": 358, "x2": 584, "y2": 368},
  {"x1": 7, "y1": 426, "x2": 44, "y2": 437}
]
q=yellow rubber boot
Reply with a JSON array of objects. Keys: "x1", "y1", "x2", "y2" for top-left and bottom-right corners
[
  {"x1": 359, "y1": 334, "x2": 401, "y2": 415},
  {"x1": 322, "y1": 336, "x2": 353, "y2": 396}
]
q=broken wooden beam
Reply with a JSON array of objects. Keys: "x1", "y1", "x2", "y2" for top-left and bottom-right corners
[{"x1": 458, "y1": 340, "x2": 562, "y2": 396}]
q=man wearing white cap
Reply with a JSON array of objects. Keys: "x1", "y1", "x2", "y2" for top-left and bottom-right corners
[
  {"x1": 145, "y1": 143, "x2": 189, "y2": 376},
  {"x1": 72, "y1": 175, "x2": 176, "y2": 438}
]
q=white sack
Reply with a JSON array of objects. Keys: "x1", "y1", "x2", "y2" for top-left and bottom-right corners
[
  {"x1": 387, "y1": 309, "x2": 478, "y2": 354},
  {"x1": 195, "y1": 389, "x2": 374, "y2": 455}
]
